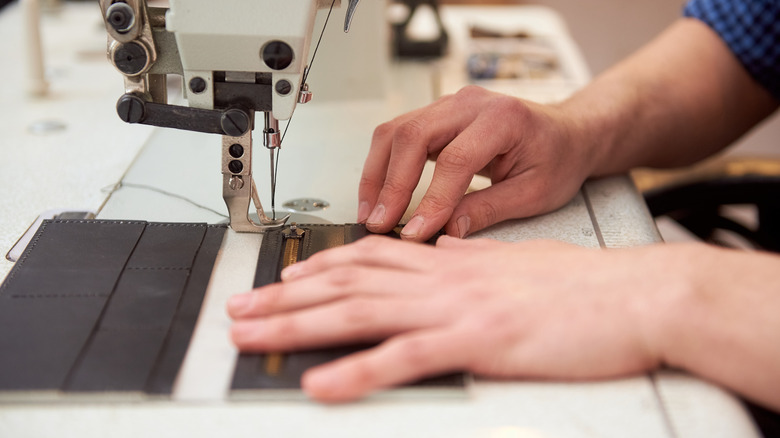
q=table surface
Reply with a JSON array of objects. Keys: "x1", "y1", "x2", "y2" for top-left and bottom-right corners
[{"x1": 0, "y1": 2, "x2": 760, "y2": 437}]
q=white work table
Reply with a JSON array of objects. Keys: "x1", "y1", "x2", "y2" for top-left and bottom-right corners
[{"x1": 0, "y1": 2, "x2": 760, "y2": 437}]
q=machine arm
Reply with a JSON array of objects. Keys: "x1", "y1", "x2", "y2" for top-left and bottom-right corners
[{"x1": 98, "y1": 0, "x2": 355, "y2": 232}]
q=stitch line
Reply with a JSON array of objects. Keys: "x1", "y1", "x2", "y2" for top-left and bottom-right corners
[
  {"x1": 0, "y1": 220, "x2": 49, "y2": 295},
  {"x1": 126, "y1": 267, "x2": 191, "y2": 271},
  {"x1": 98, "y1": 326, "x2": 169, "y2": 332},
  {"x1": 8, "y1": 294, "x2": 111, "y2": 299},
  {"x1": 1, "y1": 220, "x2": 151, "y2": 295},
  {"x1": 147, "y1": 223, "x2": 206, "y2": 228},
  {"x1": 50, "y1": 220, "x2": 147, "y2": 225}
]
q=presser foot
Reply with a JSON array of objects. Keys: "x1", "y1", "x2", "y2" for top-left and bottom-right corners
[
  {"x1": 223, "y1": 174, "x2": 290, "y2": 233},
  {"x1": 225, "y1": 208, "x2": 290, "y2": 233},
  {"x1": 256, "y1": 212, "x2": 291, "y2": 228}
]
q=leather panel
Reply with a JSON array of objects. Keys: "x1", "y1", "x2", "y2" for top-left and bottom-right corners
[{"x1": 0, "y1": 220, "x2": 226, "y2": 399}]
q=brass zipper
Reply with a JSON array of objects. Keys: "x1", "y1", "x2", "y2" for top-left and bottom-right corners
[{"x1": 265, "y1": 224, "x2": 304, "y2": 376}]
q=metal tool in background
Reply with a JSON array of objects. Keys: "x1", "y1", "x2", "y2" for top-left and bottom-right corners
[{"x1": 389, "y1": 0, "x2": 448, "y2": 59}]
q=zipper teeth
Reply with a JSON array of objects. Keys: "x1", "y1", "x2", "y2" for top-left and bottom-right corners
[
  {"x1": 264, "y1": 234, "x2": 301, "y2": 377},
  {"x1": 283, "y1": 237, "x2": 300, "y2": 269}
]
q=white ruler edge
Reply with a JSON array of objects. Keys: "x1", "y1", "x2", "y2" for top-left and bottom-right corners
[{"x1": 173, "y1": 229, "x2": 263, "y2": 402}]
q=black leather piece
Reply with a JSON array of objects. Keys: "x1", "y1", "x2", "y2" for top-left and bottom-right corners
[
  {"x1": 125, "y1": 223, "x2": 207, "y2": 269},
  {"x1": 0, "y1": 220, "x2": 226, "y2": 398},
  {"x1": 231, "y1": 224, "x2": 465, "y2": 393},
  {"x1": 343, "y1": 223, "x2": 370, "y2": 244},
  {"x1": 98, "y1": 269, "x2": 191, "y2": 331},
  {"x1": 1, "y1": 220, "x2": 146, "y2": 298},
  {"x1": 146, "y1": 225, "x2": 226, "y2": 394},
  {"x1": 64, "y1": 269, "x2": 190, "y2": 392},
  {"x1": 0, "y1": 297, "x2": 109, "y2": 391},
  {"x1": 65, "y1": 329, "x2": 169, "y2": 392},
  {"x1": 300, "y1": 224, "x2": 347, "y2": 260},
  {"x1": 0, "y1": 220, "x2": 145, "y2": 391},
  {"x1": 254, "y1": 229, "x2": 285, "y2": 286}
]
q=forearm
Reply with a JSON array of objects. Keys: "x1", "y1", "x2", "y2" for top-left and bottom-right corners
[
  {"x1": 647, "y1": 244, "x2": 780, "y2": 411},
  {"x1": 561, "y1": 18, "x2": 777, "y2": 176}
]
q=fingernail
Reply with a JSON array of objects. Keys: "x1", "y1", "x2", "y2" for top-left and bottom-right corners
[
  {"x1": 367, "y1": 203, "x2": 386, "y2": 226},
  {"x1": 227, "y1": 293, "x2": 252, "y2": 315},
  {"x1": 281, "y1": 263, "x2": 304, "y2": 281},
  {"x1": 401, "y1": 215, "x2": 424, "y2": 239},
  {"x1": 456, "y1": 215, "x2": 471, "y2": 238},
  {"x1": 357, "y1": 201, "x2": 371, "y2": 223}
]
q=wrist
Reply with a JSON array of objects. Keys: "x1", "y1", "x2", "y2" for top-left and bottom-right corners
[
  {"x1": 633, "y1": 243, "x2": 705, "y2": 369},
  {"x1": 555, "y1": 91, "x2": 624, "y2": 178}
]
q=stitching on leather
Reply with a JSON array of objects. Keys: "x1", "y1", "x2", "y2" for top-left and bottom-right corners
[
  {"x1": 147, "y1": 223, "x2": 205, "y2": 228},
  {"x1": 302, "y1": 228, "x2": 313, "y2": 261},
  {"x1": 0, "y1": 220, "x2": 49, "y2": 295},
  {"x1": 9, "y1": 294, "x2": 111, "y2": 299},
  {"x1": 98, "y1": 326, "x2": 168, "y2": 332},
  {"x1": 126, "y1": 267, "x2": 191, "y2": 271},
  {"x1": 49, "y1": 220, "x2": 147, "y2": 225},
  {"x1": 1, "y1": 220, "x2": 148, "y2": 295}
]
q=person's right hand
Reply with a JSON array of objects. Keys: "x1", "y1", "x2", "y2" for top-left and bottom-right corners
[
  {"x1": 227, "y1": 235, "x2": 780, "y2": 409},
  {"x1": 358, "y1": 85, "x2": 598, "y2": 242}
]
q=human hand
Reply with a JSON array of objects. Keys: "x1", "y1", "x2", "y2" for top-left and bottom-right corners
[
  {"x1": 358, "y1": 85, "x2": 596, "y2": 242},
  {"x1": 227, "y1": 236, "x2": 683, "y2": 402}
]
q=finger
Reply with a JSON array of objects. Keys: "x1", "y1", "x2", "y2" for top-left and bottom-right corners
[
  {"x1": 442, "y1": 170, "x2": 571, "y2": 238},
  {"x1": 358, "y1": 119, "x2": 405, "y2": 223},
  {"x1": 434, "y1": 234, "x2": 505, "y2": 251},
  {"x1": 280, "y1": 235, "x2": 437, "y2": 281},
  {"x1": 359, "y1": 106, "x2": 437, "y2": 223},
  {"x1": 399, "y1": 118, "x2": 518, "y2": 242},
  {"x1": 301, "y1": 328, "x2": 471, "y2": 402},
  {"x1": 230, "y1": 293, "x2": 445, "y2": 352},
  {"x1": 366, "y1": 97, "x2": 485, "y2": 234},
  {"x1": 228, "y1": 264, "x2": 437, "y2": 319}
]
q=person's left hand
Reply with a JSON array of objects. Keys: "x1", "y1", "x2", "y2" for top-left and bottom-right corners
[{"x1": 227, "y1": 235, "x2": 684, "y2": 402}]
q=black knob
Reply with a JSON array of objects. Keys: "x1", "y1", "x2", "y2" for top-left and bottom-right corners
[
  {"x1": 106, "y1": 2, "x2": 135, "y2": 34},
  {"x1": 189, "y1": 77, "x2": 207, "y2": 94},
  {"x1": 262, "y1": 41, "x2": 294, "y2": 70},
  {"x1": 275, "y1": 80, "x2": 292, "y2": 95},
  {"x1": 113, "y1": 42, "x2": 148, "y2": 76},
  {"x1": 116, "y1": 94, "x2": 145, "y2": 124},
  {"x1": 220, "y1": 109, "x2": 251, "y2": 137},
  {"x1": 228, "y1": 160, "x2": 244, "y2": 174},
  {"x1": 228, "y1": 144, "x2": 244, "y2": 158}
]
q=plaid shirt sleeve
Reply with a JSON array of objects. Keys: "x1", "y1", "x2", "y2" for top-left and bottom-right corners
[{"x1": 684, "y1": 0, "x2": 780, "y2": 100}]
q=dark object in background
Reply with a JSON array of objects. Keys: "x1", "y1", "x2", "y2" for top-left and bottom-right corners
[
  {"x1": 643, "y1": 170, "x2": 780, "y2": 252},
  {"x1": 747, "y1": 401, "x2": 780, "y2": 438},
  {"x1": 391, "y1": 0, "x2": 449, "y2": 59},
  {"x1": 636, "y1": 158, "x2": 780, "y2": 252},
  {"x1": 0, "y1": 0, "x2": 14, "y2": 10}
]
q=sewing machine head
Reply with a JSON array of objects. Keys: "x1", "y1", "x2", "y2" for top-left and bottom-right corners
[{"x1": 97, "y1": 0, "x2": 360, "y2": 232}]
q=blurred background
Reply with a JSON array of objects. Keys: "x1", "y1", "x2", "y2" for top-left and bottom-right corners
[{"x1": 438, "y1": 0, "x2": 779, "y2": 159}]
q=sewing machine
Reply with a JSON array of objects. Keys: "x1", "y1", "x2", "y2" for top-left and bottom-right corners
[
  {"x1": 98, "y1": 0, "x2": 364, "y2": 232},
  {"x1": 0, "y1": 1, "x2": 763, "y2": 437}
]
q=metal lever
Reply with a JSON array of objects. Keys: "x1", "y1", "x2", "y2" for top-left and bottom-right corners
[
  {"x1": 344, "y1": 0, "x2": 360, "y2": 32},
  {"x1": 222, "y1": 132, "x2": 289, "y2": 233}
]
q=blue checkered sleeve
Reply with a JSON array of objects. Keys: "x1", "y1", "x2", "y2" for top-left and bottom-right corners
[{"x1": 684, "y1": 0, "x2": 780, "y2": 100}]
